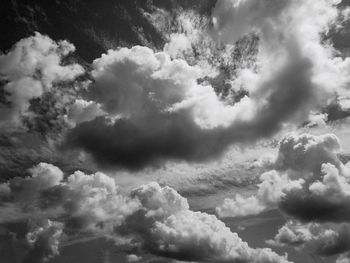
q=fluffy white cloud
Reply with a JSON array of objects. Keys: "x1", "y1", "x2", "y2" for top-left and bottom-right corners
[
  {"x1": 164, "y1": 33, "x2": 192, "y2": 59},
  {"x1": 67, "y1": 99, "x2": 105, "y2": 126},
  {"x1": 130, "y1": 182, "x2": 290, "y2": 263},
  {"x1": 66, "y1": 45, "x2": 261, "y2": 169},
  {"x1": 89, "y1": 45, "x2": 251, "y2": 128},
  {"x1": 273, "y1": 134, "x2": 350, "y2": 223},
  {"x1": 266, "y1": 221, "x2": 315, "y2": 247},
  {"x1": 0, "y1": 33, "x2": 84, "y2": 128},
  {"x1": 216, "y1": 132, "x2": 350, "y2": 219},
  {"x1": 216, "y1": 170, "x2": 304, "y2": 218},
  {"x1": 309, "y1": 163, "x2": 350, "y2": 200},
  {"x1": 0, "y1": 164, "x2": 290, "y2": 263},
  {"x1": 152, "y1": 211, "x2": 290, "y2": 263}
]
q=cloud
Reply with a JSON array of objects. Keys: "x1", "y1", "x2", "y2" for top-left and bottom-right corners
[
  {"x1": 279, "y1": 165, "x2": 350, "y2": 223},
  {"x1": 273, "y1": 133, "x2": 350, "y2": 223},
  {"x1": 266, "y1": 221, "x2": 316, "y2": 247},
  {"x1": 215, "y1": 132, "x2": 350, "y2": 260},
  {"x1": 123, "y1": 182, "x2": 290, "y2": 263},
  {"x1": 65, "y1": 46, "x2": 259, "y2": 169},
  {"x1": 268, "y1": 221, "x2": 350, "y2": 258},
  {"x1": 0, "y1": 32, "x2": 84, "y2": 129},
  {"x1": 24, "y1": 219, "x2": 63, "y2": 263},
  {"x1": 63, "y1": 0, "x2": 350, "y2": 170},
  {"x1": 216, "y1": 133, "x2": 350, "y2": 220},
  {"x1": 1, "y1": 163, "x2": 140, "y2": 232},
  {"x1": 309, "y1": 163, "x2": 350, "y2": 200},
  {"x1": 275, "y1": 133, "x2": 341, "y2": 173},
  {"x1": 67, "y1": 99, "x2": 105, "y2": 126},
  {"x1": 337, "y1": 253, "x2": 350, "y2": 263},
  {"x1": 64, "y1": 43, "x2": 313, "y2": 170},
  {"x1": 216, "y1": 170, "x2": 304, "y2": 218},
  {"x1": 126, "y1": 254, "x2": 142, "y2": 262},
  {"x1": 0, "y1": 162, "x2": 64, "y2": 205},
  {"x1": 0, "y1": 163, "x2": 290, "y2": 263}
]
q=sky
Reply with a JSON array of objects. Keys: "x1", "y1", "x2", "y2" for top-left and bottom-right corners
[{"x1": 2, "y1": 0, "x2": 350, "y2": 262}]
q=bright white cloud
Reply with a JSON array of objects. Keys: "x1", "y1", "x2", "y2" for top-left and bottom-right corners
[
  {"x1": 131, "y1": 182, "x2": 290, "y2": 263},
  {"x1": 0, "y1": 163, "x2": 290, "y2": 263},
  {"x1": 67, "y1": 99, "x2": 105, "y2": 126},
  {"x1": 0, "y1": 33, "x2": 84, "y2": 129},
  {"x1": 216, "y1": 170, "x2": 304, "y2": 218}
]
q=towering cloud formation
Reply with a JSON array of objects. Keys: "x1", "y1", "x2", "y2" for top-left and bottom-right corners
[
  {"x1": 0, "y1": 33, "x2": 84, "y2": 129},
  {"x1": 0, "y1": 163, "x2": 290, "y2": 263}
]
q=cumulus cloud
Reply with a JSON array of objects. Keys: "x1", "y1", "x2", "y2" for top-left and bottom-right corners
[
  {"x1": 216, "y1": 133, "x2": 350, "y2": 219},
  {"x1": 0, "y1": 162, "x2": 63, "y2": 205},
  {"x1": 1, "y1": 163, "x2": 140, "y2": 233},
  {"x1": 67, "y1": 99, "x2": 105, "y2": 126},
  {"x1": 0, "y1": 32, "x2": 84, "y2": 129},
  {"x1": 65, "y1": 46, "x2": 259, "y2": 169},
  {"x1": 63, "y1": 0, "x2": 350, "y2": 170},
  {"x1": 216, "y1": 132, "x2": 350, "y2": 259},
  {"x1": 0, "y1": 163, "x2": 290, "y2": 263},
  {"x1": 274, "y1": 134, "x2": 350, "y2": 223},
  {"x1": 268, "y1": 221, "x2": 350, "y2": 259},
  {"x1": 216, "y1": 170, "x2": 304, "y2": 218},
  {"x1": 124, "y1": 182, "x2": 290, "y2": 263}
]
